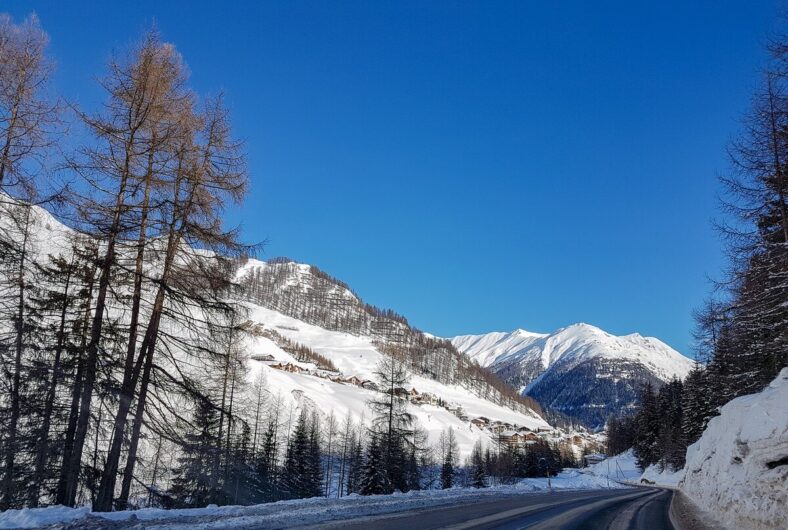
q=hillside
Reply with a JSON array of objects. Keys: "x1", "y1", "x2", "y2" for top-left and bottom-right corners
[
  {"x1": 6, "y1": 204, "x2": 572, "y2": 461},
  {"x1": 452, "y1": 324, "x2": 693, "y2": 428},
  {"x1": 234, "y1": 258, "x2": 561, "y2": 456}
]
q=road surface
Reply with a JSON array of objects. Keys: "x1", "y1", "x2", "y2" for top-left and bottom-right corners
[
  {"x1": 58, "y1": 487, "x2": 675, "y2": 529},
  {"x1": 296, "y1": 488, "x2": 674, "y2": 530}
]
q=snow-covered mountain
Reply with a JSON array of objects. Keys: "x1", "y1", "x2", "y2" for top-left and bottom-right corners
[
  {"x1": 452, "y1": 324, "x2": 694, "y2": 428},
  {"x1": 9, "y1": 202, "x2": 559, "y2": 460},
  {"x1": 234, "y1": 258, "x2": 555, "y2": 456}
]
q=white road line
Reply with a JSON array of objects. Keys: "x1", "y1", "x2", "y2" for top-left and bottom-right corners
[
  {"x1": 438, "y1": 491, "x2": 643, "y2": 530},
  {"x1": 609, "y1": 490, "x2": 662, "y2": 530},
  {"x1": 526, "y1": 490, "x2": 653, "y2": 530}
]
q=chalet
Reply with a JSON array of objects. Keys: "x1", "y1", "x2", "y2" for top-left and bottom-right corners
[
  {"x1": 489, "y1": 421, "x2": 507, "y2": 434},
  {"x1": 361, "y1": 380, "x2": 379, "y2": 391},
  {"x1": 393, "y1": 387, "x2": 410, "y2": 397},
  {"x1": 583, "y1": 453, "x2": 607, "y2": 466},
  {"x1": 498, "y1": 430, "x2": 525, "y2": 447},
  {"x1": 344, "y1": 375, "x2": 363, "y2": 386},
  {"x1": 270, "y1": 362, "x2": 304, "y2": 373},
  {"x1": 250, "y1": 353, "x2": 276, "y2": 362},
  {"x1": 572, "y1": 435, "x2": 584, "y2": 445},
  {"x1": 470, "y1": 417, "x2": 490, "y2": 428},
  {"x1": 411, "y1": 392, "x2": 439, "y2": 405},
  {"x1": 516, "y1": 426, "x2": 533, "y2": 433},
  {"x1": 523, "y1": 432, "x2": 540, "y2": 442}
]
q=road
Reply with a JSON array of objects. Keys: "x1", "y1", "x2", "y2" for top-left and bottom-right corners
[{"x1": 297, "y1": 488, "x2": 674, "y2": 530}]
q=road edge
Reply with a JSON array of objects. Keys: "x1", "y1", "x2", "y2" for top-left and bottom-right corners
[{"x1": 669, "y1": 489, "x2": 724, "y2": 530}]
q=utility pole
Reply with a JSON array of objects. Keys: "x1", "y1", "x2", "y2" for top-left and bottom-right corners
[{"x1": 539, "y1": 457, "x2": 552, "y2": 492}]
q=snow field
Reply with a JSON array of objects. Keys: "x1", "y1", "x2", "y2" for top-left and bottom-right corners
[{"x1": 243, "y1": 305, "x2": 550, "y2": 458}]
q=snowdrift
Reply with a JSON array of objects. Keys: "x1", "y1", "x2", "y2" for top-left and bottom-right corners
[{"x1": 681, "y1": 368, "x2": 788, "y2": 530}]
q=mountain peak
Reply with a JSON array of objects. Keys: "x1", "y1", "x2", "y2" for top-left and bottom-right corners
[{"x1": 451, "y1": 322, "x2": 694, "y2": 427}]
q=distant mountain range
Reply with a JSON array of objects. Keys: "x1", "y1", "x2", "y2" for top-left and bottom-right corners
[{"x1": 451, "y1": 324, "x2": 694, "y2": 428}]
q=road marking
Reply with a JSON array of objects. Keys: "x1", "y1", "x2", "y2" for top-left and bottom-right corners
[
  {"x1": 438, "y1": 501, "x2": 557, "y2": 530},
  {"x1": 438, "y1": 491, "x2": 644, "y2": 530},
  {"x1": 609, "y1": 490, "x2": 662, "y2": 530},
  {"x1": 526, "y1": 490, "x2": 653, "y2": 530}
]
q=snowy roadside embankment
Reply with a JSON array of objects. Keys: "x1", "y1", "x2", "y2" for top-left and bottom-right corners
[
  {"x1": 583, "y1": 449, "x2": 641, "y2": 484},
  {"x1": 0, "y1": 471, "x2": 626, "y2": 529},
  {"x1": 582, "y1": 449, "x2": 685, "y2": 488},
  {"x1": 641, "y1": 464, "x2": 684, "y2": 488},
  {"x1": 681, "y1": 368, "x2": 788, "y2": 530}
]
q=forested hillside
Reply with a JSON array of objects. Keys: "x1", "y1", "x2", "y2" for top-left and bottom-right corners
[
  {"x1": 605, "y1": 28, "x2": 788, "y2": 482},
  {"x1": 239, "y1": 259, "x2": 542, "y2": 415}
]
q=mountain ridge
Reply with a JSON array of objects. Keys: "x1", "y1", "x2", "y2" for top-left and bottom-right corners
[{"x1": 451, "y1": 324, "x2": 693, "y2": 428}]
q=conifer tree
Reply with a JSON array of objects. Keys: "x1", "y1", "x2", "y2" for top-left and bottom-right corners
[
  {"x1": 440, "y1": 428, "x2": 457, "y2": 489},
  {"x1": 171, "y1": 398, "x2": 222, "y2": 508},
  {"x1": 360, "y1": 431, "x2": 391, "y2": 495},
  {"x1": 632, "y1": 382, "x2": 659, "y2": 470},
  {"x1": 470, "y1": 441, "x2": 487, "y2": 488}
]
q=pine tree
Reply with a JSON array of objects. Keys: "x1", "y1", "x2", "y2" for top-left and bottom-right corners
[
  {"x1": 681, "y1": 364, "x2": 715, "y2": 445},
  {"x1": 440, "y1": 428, "x2": 457, "y2": 489},
  {"x1": 253, "y1": 419, "x2": 279, "y2": 503},
  {"x1": 470, "y1": 441, "x2": 487, "y2": 488},
  {"x1": 632, "y1": 382, "x2": 660, "y2": 471},
  {"x1": 360, "y1": 431, "x2": 391, "y2": 495},
  {"x1": 171, "y1": 398, "x2": 222, "y2": 508},
  {"x1": 281, "y1": 411, "x2": 321, "y2": 500},
  {"x1": 367, "y1": 356, "x2": 414, "y2": 491}
]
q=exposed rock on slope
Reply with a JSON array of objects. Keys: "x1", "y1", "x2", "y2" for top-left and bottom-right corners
[{"x1": 452, "y1": 324, "x2": 693, "y2": 427}]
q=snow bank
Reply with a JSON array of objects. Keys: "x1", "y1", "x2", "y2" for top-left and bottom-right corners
[
  {"x1": 0, "y1": 471, "x2": 627, "y2": 529},
  {"x1": 640, "y1": 464, "x2": 685, "y2": 488},
  {"x1": 681, "y1": 368, "x2": 788, "y2": 530},
  {"x1": 581, "y1": 449, "x2": 685, "y2": 487},
  {"x1": 582, "y1": 449, "x2": 641, "y2": 483},
  {"x1": 518, "y1": 469, "x2": 629, "y2": 491},
  {"x1": 0, "y1": 506, "x2": 90, "y2": 529}
]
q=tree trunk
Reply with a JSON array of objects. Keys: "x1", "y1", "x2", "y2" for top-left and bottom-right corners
[
  {"x1": 29, "y1": 260, "x2": 74, "y2": 506},
  {"x1": 0, "y1": 205, "x2": 30, "y2": 509}
]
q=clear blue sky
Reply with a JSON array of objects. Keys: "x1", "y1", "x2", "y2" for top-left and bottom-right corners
[{"x1": 8, "y1": 1, "x2": 779, "y2": 354}]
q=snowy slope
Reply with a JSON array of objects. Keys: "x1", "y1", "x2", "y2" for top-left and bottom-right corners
[
  {"x1": 8, "y1": 202, "x2": 551, "y2": 462},
  {"x1": 452, "y1": 324, "x2": 693, "y2": 427},
  {"x1": 242, "y1": 305, "x2": 550, "y2": 458},
  {"x1": 453, "y1": 324, "x2": 692, "y2": 382},
  {"x1": 680, "y1": 368, "x2": 788, "y2": 530}
]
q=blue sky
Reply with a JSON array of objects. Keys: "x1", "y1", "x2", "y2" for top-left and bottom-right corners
[{"x1": 7, "y1": 1, "x2": 779, "y2": 354}]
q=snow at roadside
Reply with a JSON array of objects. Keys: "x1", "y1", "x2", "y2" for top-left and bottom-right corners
[
  {"x1": 0, "y1": 472, "x2": 628, "y2": 529},
  {"x1": 640, "y1": 464, "x2": 684, "y2": 487},
  {"x1": 581, "y1": 449, "x2": 685, "y2": 488},
  {"x1": 582, "y1": 449, "x2": 641, "y2": 483},
  {"x1": 680, "y1": 368, "x2": 788, "y2": 530}
]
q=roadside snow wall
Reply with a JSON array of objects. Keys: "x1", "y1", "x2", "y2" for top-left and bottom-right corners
[{"x1": 681, "y1": 368, "x2": 788, "y2": 530}]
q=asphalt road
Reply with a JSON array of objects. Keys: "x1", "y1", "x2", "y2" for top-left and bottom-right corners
[{"x1": 301, "y1": 488, "x2": 674, "y2": 530}]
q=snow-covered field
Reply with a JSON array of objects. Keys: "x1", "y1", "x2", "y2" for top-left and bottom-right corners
[
  {"x1": 681, "y1": 368, "x2": 788, "y2": 530},
  {"x1": 0, "y1": 472, "x2": 626, "y2": 529},
  {"x1": 580, "y1": 449, "x2": 685, "y2": 488},
  {"x1": 243, "y1": 305, "x2": 550, "y2": 457},
  {"x1": 583, "y1": 449, "x2": 642, "y2": 484}
]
